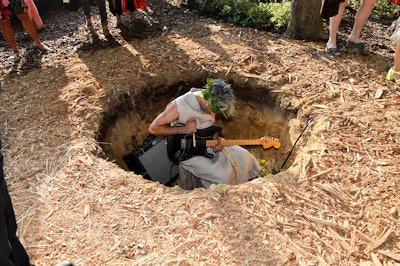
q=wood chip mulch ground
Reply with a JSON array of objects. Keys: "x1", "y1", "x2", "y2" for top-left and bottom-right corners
[{"x1": 1, "y1": 1, "x2": 400, "y2": 265}]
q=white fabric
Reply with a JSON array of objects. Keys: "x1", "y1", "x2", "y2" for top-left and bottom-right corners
[
  {"x1": 174, "y1": 90, "x2": 214, "y2": 129},
  {"x1": 173, "y1": 91, "x2": 261, "y2": 188}
]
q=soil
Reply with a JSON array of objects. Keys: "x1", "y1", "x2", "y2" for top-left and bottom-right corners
[{"x1": 1, "y1": 1, "x2": 400, "y2": 265}]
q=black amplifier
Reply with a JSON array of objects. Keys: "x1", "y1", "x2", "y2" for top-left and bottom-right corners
[{"x1": 123, "y1": 135, "x2": 179, "y2": 185}]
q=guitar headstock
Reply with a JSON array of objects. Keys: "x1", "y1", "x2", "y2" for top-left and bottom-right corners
[{"x1": 260, "y1": 136, "x2": 281, "y2": 149}]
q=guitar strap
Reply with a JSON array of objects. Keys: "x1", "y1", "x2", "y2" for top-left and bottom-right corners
[{"x1": 222, "y1": 149, "x2": 242, "y2": 185}]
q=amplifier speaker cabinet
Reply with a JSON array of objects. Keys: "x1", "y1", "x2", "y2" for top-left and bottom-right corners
[{"x1": 123, "y1": 136, "x2": 179, "y2": 185}]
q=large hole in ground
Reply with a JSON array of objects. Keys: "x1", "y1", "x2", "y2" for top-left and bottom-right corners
[{"x1": 98, "y1": 78, "x2": 295, "y2": 187}]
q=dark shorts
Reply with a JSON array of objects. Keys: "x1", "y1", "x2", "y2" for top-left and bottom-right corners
[
  {"x1": 0, "y1": 0, "x2": 28, "y2": 20},
  {"x1": 125, "y1": 0, "x2": 136, "y2": 12}
]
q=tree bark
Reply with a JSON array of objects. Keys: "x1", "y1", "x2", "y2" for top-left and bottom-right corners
[
  {"x1": 178, "y1": 165, "x2": 203, "y2": 190},
  {"x1": 285, "y1": 0, "x2": 327, "y2": 40}
]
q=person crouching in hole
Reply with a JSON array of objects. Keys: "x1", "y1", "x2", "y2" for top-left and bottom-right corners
[{"x1": 148, "y1": 78, "x2": 261, "y2": 188}]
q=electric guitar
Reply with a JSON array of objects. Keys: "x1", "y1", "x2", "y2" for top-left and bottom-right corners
[{"x1": 167, "y1": 125, "x2": 281, "y2": 163}]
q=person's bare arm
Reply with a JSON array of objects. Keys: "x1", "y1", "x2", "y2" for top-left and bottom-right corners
[{"x1": 148, "y1": 102, "x2": 197, "y2": 136}]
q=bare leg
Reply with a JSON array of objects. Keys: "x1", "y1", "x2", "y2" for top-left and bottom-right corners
[
  {"x1": 81, "y1": 0, "x2": 93, "y2": 28},
  {"x1": 128, "y1": 10, "x2": 134, "y2": 23},
  {"x1": 96, "y1": 0, "x2": 108, "y2": 25},
  {"x1": 327, "y1": 1, "x2": 347, "y2": 49},
  {"x1": 17, "y1": 13, "x2": 44, "y2": 48},
  {"x1": 394, "y1": 41, "x2": 400, "y2": 72},
  {"x1": 81, "y1": 0, "x2": 91, "y2": 18},
  {"x1": 347, "y1": 0, "x2": 377, "y2": 43},
  {"x1": 0, "y1": 19, "x2": 19, "y2": 54},
  {"x1": 386, "y1": 41, "x2": 400, "y2": 82},
  {"x1": 111, "y1": 0, "x2": 122, "y2": 26},
  {"x1": 391, "y1": 41, "x2": 400, "y2": 81}
]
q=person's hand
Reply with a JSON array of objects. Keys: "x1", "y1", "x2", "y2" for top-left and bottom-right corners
[
  {"x1": 184, "y1": 118, "x2": 197, "y2": 134},
  {"x1": 213, "y1": 137, "x2": 224, "y2": 153}
]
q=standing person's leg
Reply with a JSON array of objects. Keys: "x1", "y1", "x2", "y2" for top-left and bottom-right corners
[
  {"x1": 387, "y1": 41, "x2": 400, "y2": 83},
  {"x1": 115, "y1": 0, "x2": 123, "y2": 26},
  {"x1": 387, "y1": 22, "x2": 400, "y2": 82},
  {"x1": 109, "y1": 0, "x2": 122, "y2": 27},
  {"x1": 96, "y1": 0, "x2": 110, "y2": 35},
  {"x1": 347, "y1": 0, "x2": 377, "y2": 44},
  {"x1": 81, "y1": 0, "x2": 93, "y2": 29},
  {"x1": 326, "y1": 0, "x2": 347, "y2": 54},
  {"x1": 394, "y1": 41, "x2": 400, "y2": 72},
  {"x1": 127, "y1": 10, "x2": 134, "y2": 24},
  {"x1": 125, "y1": 0, "x2": 135, "y2": 23},
  {"x1": 16, "y1": 13, "x2": 47, "y2": 51},
  {"x1": 96, "y1": 0, "x2": 108, "y2": 25},
  {"x1": 0, "y1": 19, "x2": 20, "y2": 56}
]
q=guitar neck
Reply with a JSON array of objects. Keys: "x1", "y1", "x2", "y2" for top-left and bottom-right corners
[{"x1": 206, "y1": 139, "x2": 263, "y2": 147}]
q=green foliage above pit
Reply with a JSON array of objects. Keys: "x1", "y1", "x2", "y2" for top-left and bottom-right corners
[
  {"x1": 32, "y1": 0, "x2": 400, "y2": 33},
  {"x1": 190, "y1": 0, "x2": 399, "y2": 33},
  {"x1": 196, "y1": 0, "x2": 291, "y2": 32},
  {"x1": 348, "y1": 0, "x2": 399, "y2": 21},
  {"x1": 194, "y1": 0, "x2": 291, "y2": 33}
]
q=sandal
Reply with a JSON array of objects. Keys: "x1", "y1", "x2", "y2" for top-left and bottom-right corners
[
  {"x1": 34, "y1": 43, "x2": 48, "y2": 52},
  {"x1": 326, "y1": 47, "x2": 341, "y2": 56},
  {"x1": 13, "y1": 53, "x2": 21, "y2": 62},
  {"x1": 346, "y1": 41, "x2": 369, "y2": 55},
  {"x1": 386, "y1": 67, "x2": 400, "y2": 84}
]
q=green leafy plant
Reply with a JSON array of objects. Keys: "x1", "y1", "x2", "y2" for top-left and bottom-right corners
[
  {"x1": 265, "y1": 2, "x2": 291, "y2": 30},
  {"x1": 347, "y1": 0, "x2": 399, "y2": 21},
  {"x1": 371, "y1": 0, "x2": 399, "y2": 21},
  {"x1": 195, "y1": 0, "x2": 291, "y2": 32}
]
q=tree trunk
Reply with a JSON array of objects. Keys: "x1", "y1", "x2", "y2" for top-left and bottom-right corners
[
  {"x1": 285, "y1": 0, "x2": 327, "y2": 40},
  {"x1": 178, "y1": 165, "x2": 203, "y2": 190}
]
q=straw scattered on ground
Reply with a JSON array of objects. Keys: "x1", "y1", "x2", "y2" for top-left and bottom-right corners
[{"x1": 1, "y1": 1, "x2": 400, "y2": 265}]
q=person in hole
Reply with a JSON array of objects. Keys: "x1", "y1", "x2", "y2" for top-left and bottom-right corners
[{"x1": 148, "y1": 78, "x2": 261, "y2": 188}]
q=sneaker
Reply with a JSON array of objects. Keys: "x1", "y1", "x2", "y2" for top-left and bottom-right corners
[
  {"x1": 386, "y1": 67, "x2": 400, "y2": 85},
  {"x1": 34, "y1": 43, "x2": 49, "y2": 52}
]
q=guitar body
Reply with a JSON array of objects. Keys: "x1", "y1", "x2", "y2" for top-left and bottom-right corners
[{"x1": 167, "y1": 125, "x2": 223, "y2": 163}]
